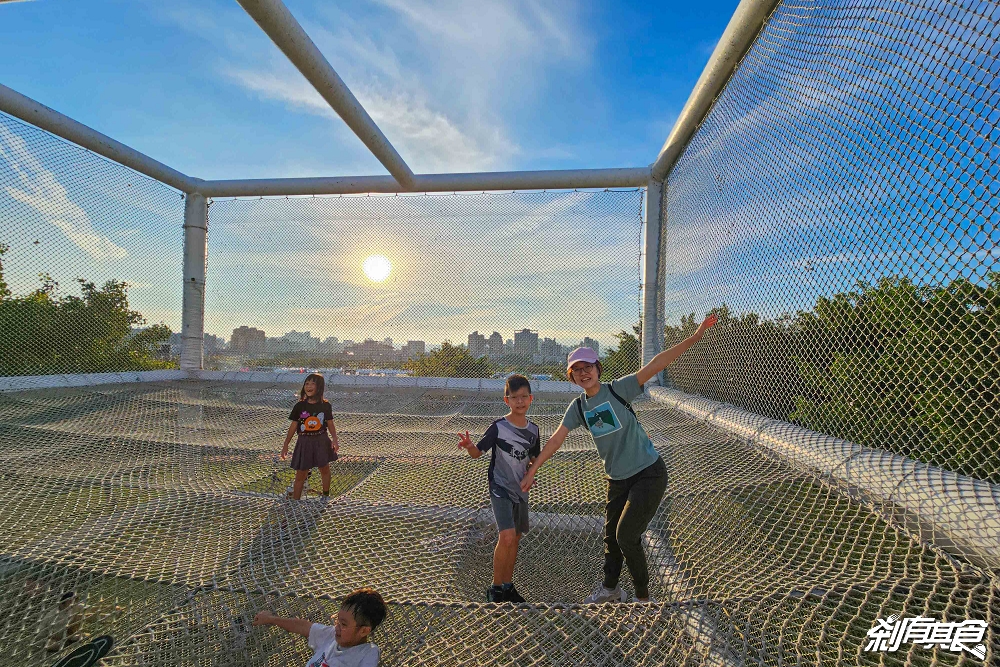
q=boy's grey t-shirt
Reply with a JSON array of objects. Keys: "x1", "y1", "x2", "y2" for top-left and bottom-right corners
[
  {"x1": 560, "y1": 373, "x2": 659, "y2": 480},
  {"x1": 476, "y1": 417, "x2": 541, "y2": 503}
]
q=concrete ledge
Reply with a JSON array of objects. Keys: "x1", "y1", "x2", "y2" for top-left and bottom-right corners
[
  {"x1": 647, "y1": 387, "x2": 1000, "y2": 572},
  {"x1": 0, "y1": 370, "x2": 189, "y2": 392},
  {"x1": 0, "y1": 370, "x2": 581, "y2": 394}
]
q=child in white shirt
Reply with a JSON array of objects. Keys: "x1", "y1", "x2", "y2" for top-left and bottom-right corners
[{"x1": 253, "y1": 588, "x2": 386, "y2": 667}]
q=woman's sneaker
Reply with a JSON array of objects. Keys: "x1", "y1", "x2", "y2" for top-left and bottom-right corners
[
  {"x1": 503, "y1": 583, "x2": 525, "y2": 603},
  {"x1": 486, "y1": 585, "x2": 506, "y2": 602},
  {"x1": 584, "y1": 583, "x2": 626, "y2": 604}
]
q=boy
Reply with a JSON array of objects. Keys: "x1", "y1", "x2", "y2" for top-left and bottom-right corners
[
  {"x1": 253, "y1": 588, "x2": 386, "y2": 667},
  {"x1": 458, "y1": 374, "x2": 540, "y2": 603}
]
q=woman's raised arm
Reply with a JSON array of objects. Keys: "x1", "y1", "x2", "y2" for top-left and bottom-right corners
[{"x1": 636, "y1": 314, "x2": 717, "y2": 386}]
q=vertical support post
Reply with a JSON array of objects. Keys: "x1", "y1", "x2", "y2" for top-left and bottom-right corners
[
  {"x1": 180, "y1": 193, "x2": 208, "y2": 371},
  {"x1": 641, "y1": 180, "x2": 665, "y2": 383}
]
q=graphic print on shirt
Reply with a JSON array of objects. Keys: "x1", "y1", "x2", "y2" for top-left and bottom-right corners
[
  {"x1": 300, "y1": 410, "x2": 324, "y2": 433},
  {"x1": 584, "y1": 401, "x2": 621, "y2": 437}
]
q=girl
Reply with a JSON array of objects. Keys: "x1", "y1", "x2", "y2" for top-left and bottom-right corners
[
  {"x1": 520, "y1": 314, "x2": 717, "y2": 603},
  {"x1": 281, "y1": 373, "x2": 339, "y2": 499}
]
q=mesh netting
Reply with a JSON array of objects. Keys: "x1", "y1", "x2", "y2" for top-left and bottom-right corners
[
  {"x1": 1, "y1": 0, "x2": 998, "y2": 664},
  {"x1": 659, "y1": 0, "x2": 1000, "y2": 481},
  {"x1": 0, "y1": 111, "x2": 185, "y2": 377},
  {"x1": 1, "y1": 381, "x2": 993, "y2": 666},
  {"x1": 204, "y1": 191, "x2": 642, "y2": 377}
]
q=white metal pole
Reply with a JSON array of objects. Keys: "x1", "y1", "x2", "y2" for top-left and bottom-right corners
[
  {"x1": 236, "y1": 0, "x2": 415, "y2": 189},
  {"x1": 650, "y1": 0, "x2": 781, "y2": 181},
  {"x1": 180, "y1": 193, "x2": 208, "y2": 371},
  {"x1": 197, "y1": 167, "x2": 651, "y2": 197},
  {"x1": 641, "y1": 180, "x2": 665, "y2": 383},
  {"x1": 0, "y1": 83, "x2": 201, "y2": 193}
]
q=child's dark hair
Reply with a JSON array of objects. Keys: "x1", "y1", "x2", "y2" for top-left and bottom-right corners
[
  {"x1": 505, "y1": 374, "x2": 532, "y2": 396},
  {"x1": 341, "y1": 588, "x2": 387, "y2": 632},
  {"x1": 299, "y1": 373, "x2": 325, "y2": 401}
]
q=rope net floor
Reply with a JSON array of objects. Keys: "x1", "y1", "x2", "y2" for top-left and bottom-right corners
[{"x1": 0, "y1": 380, "x2": 994, "y2": 666}]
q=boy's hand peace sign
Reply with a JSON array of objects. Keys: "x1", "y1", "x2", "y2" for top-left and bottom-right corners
[{"x1": 458, "y1": 431, "x2": 476, "y2": 454}]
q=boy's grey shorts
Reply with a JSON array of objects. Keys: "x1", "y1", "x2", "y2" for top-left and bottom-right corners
[{"x1": 490, "y1": 491, "x2": 530, "y2": 534}]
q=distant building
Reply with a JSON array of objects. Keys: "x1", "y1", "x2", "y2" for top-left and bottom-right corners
[
  {"x1": 581, "y1": 337, "x2": 600, "y2": 355},
  {"x1": 468, "y1": 331, "x2": 486, "y2": 357},
  {"x1": 231, "y1": 326, "x2": 266, "y2": 355},
  {"x1": 204, "y1": 333, "x2": 225, "y2": 355},
  {"x1": 279, "y1": 330, "x2": 319, "y2": 351},
  {"x1": 401, "y1": 340, "x2": 425, "y2": 360},
  {"x1": 536, "y1": 337, "x2": 566, "y2": 364},
  {"x1": 513, "y1": 329, "x2": 539, "y2": 357},
  {"x1": 345, "y1": 338, "x2": 400, "y2": 364},
  {"x1": 486, "y1": 331, "x2": 504, "y2": 358},
  {"x1": 319, "y1": 337, "x2": 343, "y2": 354}
]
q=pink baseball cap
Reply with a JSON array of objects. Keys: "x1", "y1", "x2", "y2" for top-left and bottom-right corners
[{"x1": 566, "y1": 346, "x2": 599, "y2": 372}]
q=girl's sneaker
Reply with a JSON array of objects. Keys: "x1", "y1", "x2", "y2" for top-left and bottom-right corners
[
  {"x1": 630, "y1": 595, "x2": 658, "y2": 603},
  {"x1": 584, "y1": 583, "x2": 627, "y2": 604}
]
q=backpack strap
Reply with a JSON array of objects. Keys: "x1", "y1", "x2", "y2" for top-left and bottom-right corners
[
  {"x1": 607, "y1": 384, "x2": 638, "y2": 420},
  {"x1": 577, "y1": 385, "x2": 638, "y2": 426}
]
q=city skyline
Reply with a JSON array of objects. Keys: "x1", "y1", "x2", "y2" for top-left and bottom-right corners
[{"x1": 199, "y1": 325, "x2": 607, "y2": 357}]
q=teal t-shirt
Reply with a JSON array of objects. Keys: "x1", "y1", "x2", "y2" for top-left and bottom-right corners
[{"x1": 560, "y1": 373, "x2": 659, "y2": 480}]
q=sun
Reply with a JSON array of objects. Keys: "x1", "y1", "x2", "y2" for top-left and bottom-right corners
[{"x1": 362, "y1": 255, "x2": 392, "y2": 282}]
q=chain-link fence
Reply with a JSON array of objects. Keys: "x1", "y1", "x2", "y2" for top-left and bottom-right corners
[
  {"x1": 660, "y1": 0, "x2": 1000, "y2": 483},
  {"x1": 0, "y1": 381, "x2": 993, "y2": 666},
  {"x1": 1, "y1": 0, "x2": 998, "y2": 665},
  {"x1": 205, "y1": 191, "x2": 643, "y2": 380},
  {"x1": 0, "y1": 111, "x2": 185, "y2": 377}
]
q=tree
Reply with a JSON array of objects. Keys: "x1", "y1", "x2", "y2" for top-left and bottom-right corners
[
  {"x1": 601, "y1": 323, "x2": 642, "y2": 380},
  {"x1": 404, "y1": 342, "x2": 493, "y2": 378},
  {"x1": 0, "y1": 246, "x2": 174, "y2": 375},
  {"x1": 789, "y1": 276, "x2": 999, "y2": 477},
  {"x1": 656, "y1": 276, "x2": 999, "y2": 481}
]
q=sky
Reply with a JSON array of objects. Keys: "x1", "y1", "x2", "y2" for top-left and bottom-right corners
[
  {"x1": 0, "y1": 0, "x2": 738, "y2": 179},
  {"x1": 0, "y1": 0, "x2": 741, "y2": 348},
  {"x1": 6, "y1": 0, "x2": 991, "y2": 354}
]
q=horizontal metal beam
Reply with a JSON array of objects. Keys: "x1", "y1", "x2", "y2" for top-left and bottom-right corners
[
  {"x1": 236, "y1": 0, "x2": 415, "y2": 189},
  {"x1": 0, "y1": 83, "x2": 201, "y2": 193},
  {"x1": 196, "y1": 167, "x2": 651, "y2": 197},
  {"x1": 650, "y1": 0, "x2": 781, "y2": 182}
]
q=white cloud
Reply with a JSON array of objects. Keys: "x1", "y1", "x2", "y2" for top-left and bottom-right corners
[
  {"x1": 162, "y1": 0, "x2": 588, "y2": 174},
  {"x1": 224, "y1": 65, "x2": 507, "y2": 172},
  {"x1": 0, "y1": 122, "x2": 127, "y2": 261}
]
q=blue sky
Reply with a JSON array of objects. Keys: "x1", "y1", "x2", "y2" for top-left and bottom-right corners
[
  {"x1": 0, "y1": 0, "x2": 737, "y2": 179},
  {"x1": 0, "y1": 0, "x2": 739, "y2": 347}
]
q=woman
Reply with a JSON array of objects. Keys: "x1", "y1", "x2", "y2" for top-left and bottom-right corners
[{"x1": 521, "y1": 314, "x2": 717, "y2": 602}]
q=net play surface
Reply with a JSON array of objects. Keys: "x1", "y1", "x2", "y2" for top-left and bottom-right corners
[{"x1": 0, "y1": 378, "x2": 993, "y2": 666}]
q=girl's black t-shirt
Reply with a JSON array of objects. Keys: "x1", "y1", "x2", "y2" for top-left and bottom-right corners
[{"x1": 289, "y1": 400, "x2": 333, "y2": 437}]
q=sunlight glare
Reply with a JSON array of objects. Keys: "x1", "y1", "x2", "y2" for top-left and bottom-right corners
[{"x1": 362, "y1": 255, "x2": 392, "y2": 282}]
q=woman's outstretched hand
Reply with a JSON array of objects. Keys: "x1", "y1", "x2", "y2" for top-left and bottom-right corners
[
  {"x1": 520, "y1": 469, "x2": 536, "y2": 493},
  {"x1": 694, "y1": 313, "x2": 718, "y2": 341}
]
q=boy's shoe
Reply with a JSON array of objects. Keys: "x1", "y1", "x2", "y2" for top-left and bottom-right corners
[
  {"x1": 486, "y1": 585, "x2": 506, "y2": 602},
  {"x1": 502, "y1": 583, "x2": 525, "y2": 603},
  {"x1": 629, "y1": 594, "x2": 658, "y2": 603},
  {"x1": 584, "y1": 583, "x2": 627, "y2": 604}
]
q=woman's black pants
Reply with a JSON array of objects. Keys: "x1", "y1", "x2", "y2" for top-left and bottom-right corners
[{"x1": 602, "y1": 456, "x2": 668, "y2": 599}]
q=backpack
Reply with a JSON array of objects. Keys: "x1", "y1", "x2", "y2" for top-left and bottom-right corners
[{"x1": 575, "y1": 383, "x2": 636, "y2": 427}]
